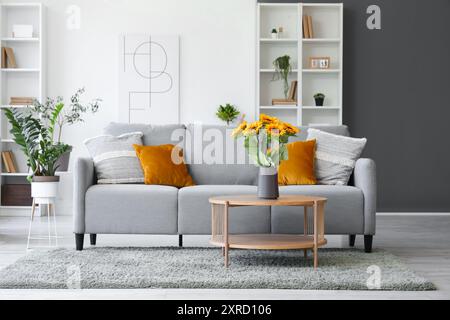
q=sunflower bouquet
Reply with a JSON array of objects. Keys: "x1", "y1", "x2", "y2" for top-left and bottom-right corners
[{"x1": 232, "y1": 114, "x2": 299, "y2": 168}]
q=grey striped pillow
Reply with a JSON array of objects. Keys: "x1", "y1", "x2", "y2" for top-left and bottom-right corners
[
  {"x1": 84, "y1": 132, "x2": 144, "y2": 184},
  {"x1": 307, "y1": 129, "x2": 367, "y2": 185}
]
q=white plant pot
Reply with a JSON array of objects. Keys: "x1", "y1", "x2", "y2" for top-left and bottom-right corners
[
  {"x1": 31, "y1": 177, "x2": 60, "y2": 199},
  {"x1": 271, "y1": 33, "x2": 278, "y2": 39}
]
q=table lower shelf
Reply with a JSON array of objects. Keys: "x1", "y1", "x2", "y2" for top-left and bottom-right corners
[{"x1": 210, "y1": 234, "x2": 327, "y2": 250}]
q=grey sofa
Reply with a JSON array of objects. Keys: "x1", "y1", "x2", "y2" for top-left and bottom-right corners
[{"x1": 74, "y1": 123, "x2": 377, "y2": 252}]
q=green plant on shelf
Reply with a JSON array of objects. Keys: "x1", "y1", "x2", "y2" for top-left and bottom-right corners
[
  {"x1": 314, "y1": 93, "x2": 325, "y2": 99},
  {"x1": 272, "y1": 55, "x2": 292, "y2": 99}
]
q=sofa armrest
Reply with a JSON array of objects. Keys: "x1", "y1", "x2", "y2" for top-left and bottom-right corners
[
  {"x1": 354, "y1": 158, "x2": 377, "y2": 235},
  {"x1": 73, "y1": 157, "x2": 96, "y2": 234}
]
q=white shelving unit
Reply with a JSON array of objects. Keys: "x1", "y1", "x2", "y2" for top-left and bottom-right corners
[
  {"x1": 0, "y1": 3, "x2": 45, "y2": 214},
  {"x1": 256, "y1": 3, "x2": 343, "y2": 126}
]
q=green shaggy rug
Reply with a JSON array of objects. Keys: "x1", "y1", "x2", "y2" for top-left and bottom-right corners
[{"x1": 0, "y1": 247, "x2": 435, "y2": 290}]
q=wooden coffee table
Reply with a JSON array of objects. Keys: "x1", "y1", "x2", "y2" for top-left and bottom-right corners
[{"x1": 209, "y1": 195, "x2": 327, "y2": 269}]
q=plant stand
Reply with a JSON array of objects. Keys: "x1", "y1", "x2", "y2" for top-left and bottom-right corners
[{"x1": 26, "y1": 197, "x2": 58, "y2": 250}]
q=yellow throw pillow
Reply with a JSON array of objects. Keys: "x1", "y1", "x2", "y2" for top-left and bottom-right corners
[
  {"x1": 133, "y1": 144, "x2": 195, "y2": 188},
  {"x1": 278, "y1": 140, "x2": 317, "y2": 185}
]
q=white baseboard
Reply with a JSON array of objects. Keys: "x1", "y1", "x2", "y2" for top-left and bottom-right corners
[{"x1": 377, "y1": 212, "x2": 450, "y2": 216}]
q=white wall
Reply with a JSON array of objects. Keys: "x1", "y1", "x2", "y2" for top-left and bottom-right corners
[{"x1": 2, "y1": 0, "x2": 257, "y2": 215}]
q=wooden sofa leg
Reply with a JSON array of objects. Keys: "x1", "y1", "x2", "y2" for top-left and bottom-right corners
[
  {"x1": 179, "y1": 235, "x2": 183, "y2": 247},
  {"x1": 75, "y1": 234, "x2": 84, "y2": 251},
  {"x1": 364, "y1": 235, "x2": 373, "y2": 253},
  {"x1": 349, "y1": 235, "x2": 356, "y2": 247},
  {"x1": 90, "y1": 234, "x2": 97, "y2": 246}
]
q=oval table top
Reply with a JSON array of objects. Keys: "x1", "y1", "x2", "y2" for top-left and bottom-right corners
[{"x1": 209, "y1": 195, "x2": 327, "y2": 207}]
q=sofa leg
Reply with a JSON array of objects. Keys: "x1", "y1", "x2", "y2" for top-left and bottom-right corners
[
  {"x1": 179, "y1": 235, "x2": 183, "y2": 247},
  {"x1": 75, "y1": 234, "x2": 84, "y2": 251},
  {"x1": 364, "y1": 235, "x2": 373, "y2": 253},
  {"x1": 90, "y1": 234, "x2": 97, "y2": 246},
  {"x1": 349, "y1": 235, "x2": 356, "y2": 247}
]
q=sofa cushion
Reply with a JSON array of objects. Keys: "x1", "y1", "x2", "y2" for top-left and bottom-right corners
[
  {"x1": 178, "y1": 185, "x2": 271, "y2": 234},
  {"x1": 104, "y1": 123, "x2": 186, "y2": 148},
  {"x1": 85, "y1": 185, "x2": 178, "y2": 234},
  {"x1": 290, "y1": 125, "x2": 350, "y2": 143},
  {"x1": 278, "y1": 140, "x2": 317, "y2": 185},
  {"x1": 84, "y1": 132, "x2": 144, "y2": 184},
  {"x1": 271, "y1": 185, "x2": 364, "y2": 235},
  {"x1": 134, "y1": 144, "x2": 194, "y2": 188},
  {"x1": 185, "y1": 124, "x2": 258, "y2": 185},
  {"x1": 307, "y1": 129, "x2": 367, "y2": 185}
]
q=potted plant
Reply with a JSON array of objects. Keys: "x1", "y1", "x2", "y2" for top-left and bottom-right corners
[
  {"x1": 216, "y1": 103, "x2": 240, "y2": 126},
  {"x1": 4, "y1": 107, "x2": 70, "y2": 198},
  {"x1": 314, "y1": 93, "x2": 325, "y2": 107},
  {"x1": 31, "y1": 88, "x2": 101, "y2": 171},
  {"x1": 271, "y1": 28, "x2": 278, "y2": 39},
  {"x1": 272, "y1": 55, "x2": 292, "y2": 99},
  {"x1": 232, "y1": 114, "x2": 299, "y2": 199}
]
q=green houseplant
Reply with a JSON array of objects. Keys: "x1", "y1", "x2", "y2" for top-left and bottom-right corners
[
  {"x1": 216, "y1": 103, "x2": 240, "y2": 126},
  {"x1": 271, "y1": 28, "x2": 278, "y2": 39},
  {"x1": 4, "y1": 88, "x2": 101, "y2": 199},
  {"x1": 272, "y1": 55, "x2": 292, "y2": 99},
  {"x1": 314, "y1": 93, "x2": 325, "y2": 107},
  {"x1": 4, "y1": 107, "x2": 70, "y2": 184},
  {"x1": 32, "y1": 88, "x2": 101, "y2": 171}
]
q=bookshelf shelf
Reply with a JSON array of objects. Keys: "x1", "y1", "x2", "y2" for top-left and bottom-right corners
[
  {"x1": 0, "y1": 3, "x2": 45, "y2": 213},
  {"x1": 302, "y1": 106, "x2": 341, "y2": 110},
  {"x1": 0, "y1": 105, "x2": 29, "y2": 109},
  {"x1": 302, "y1": 38, "x2": 340, "y2": 43},
  {"x1": 1, "y1": 173, "x2": 28, "y2": 177},
  {"x1": 261, "y1": 106, "x2": 298, "y2": 110},
  {"x1": 260, "y1": 38, "x2": 298, "y2": 43},
  {"x1": 260, "y1": 69, "x2": 299, "y2": 73},
  {"x1": 257, "y1": 3, "x2": 343, "y2": 126},
  {"x1": 302, "y1": 69, "x2": 341, "y2": 73},
  {"x1": 1, "y1": 68, "x2": 40, "y2": 72},
  {"x1": 1, "y1": 37, "x2": 39, "y2": 42}
]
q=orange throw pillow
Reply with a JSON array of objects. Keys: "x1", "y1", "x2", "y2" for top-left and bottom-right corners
[
  {"x1": 133, "y1": 144, "x2": 194, "y2": 188},
  {"x1": 278, "y1": 140, "x2": 317, "y2": 185}
]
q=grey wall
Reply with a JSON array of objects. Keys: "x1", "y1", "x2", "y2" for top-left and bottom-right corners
[{"x1": 260, "y1": 0, "x2": 450, "y2": 212}]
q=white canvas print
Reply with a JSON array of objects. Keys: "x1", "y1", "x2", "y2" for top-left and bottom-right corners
[{"x1": 119, "y1": 35, "x2": 179, "y2": 124}]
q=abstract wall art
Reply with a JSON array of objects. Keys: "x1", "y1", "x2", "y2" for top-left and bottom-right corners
[{"x1": 119, "y1": 35, "x2": 179, "y2": 124}]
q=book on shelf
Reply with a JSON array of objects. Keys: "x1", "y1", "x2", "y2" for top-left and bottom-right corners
[
  {"x1": 1, "y1": 151, "x2": 17, "y2": 173},
  {"x1": 288, "y1": 80, "x2": 298, "y2": 101},
  {"x1": 307, "y1": 16, "x2": 314, "y2": 39},
  {"x1": 303, "y1": 15, "x2": 314, "y2": 39},
  {"x1": 272, "y1": 99, "x2": 297, "y2": 106},
  {"x1": 10, "y1": 97, "x2": 34, "y2": 105},
  {"x1": 1, "y1": 47, "x2": 17, "y2": 68}
]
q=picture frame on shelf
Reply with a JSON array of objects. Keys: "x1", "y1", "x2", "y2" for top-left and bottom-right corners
[{"x1": 309, "y1": 57, "x2": 331, "y2": 69}]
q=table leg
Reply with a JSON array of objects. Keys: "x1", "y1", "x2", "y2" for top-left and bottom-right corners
[
  {"x1": 223, "y1": 202, "x2": 229, "y2": 268},
  {"x1": 304, "y1": 206, "x2": 308, "y2": 259},
  {"x1": 313, "y1": 201, "x2": 318, "y2": 270}
]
